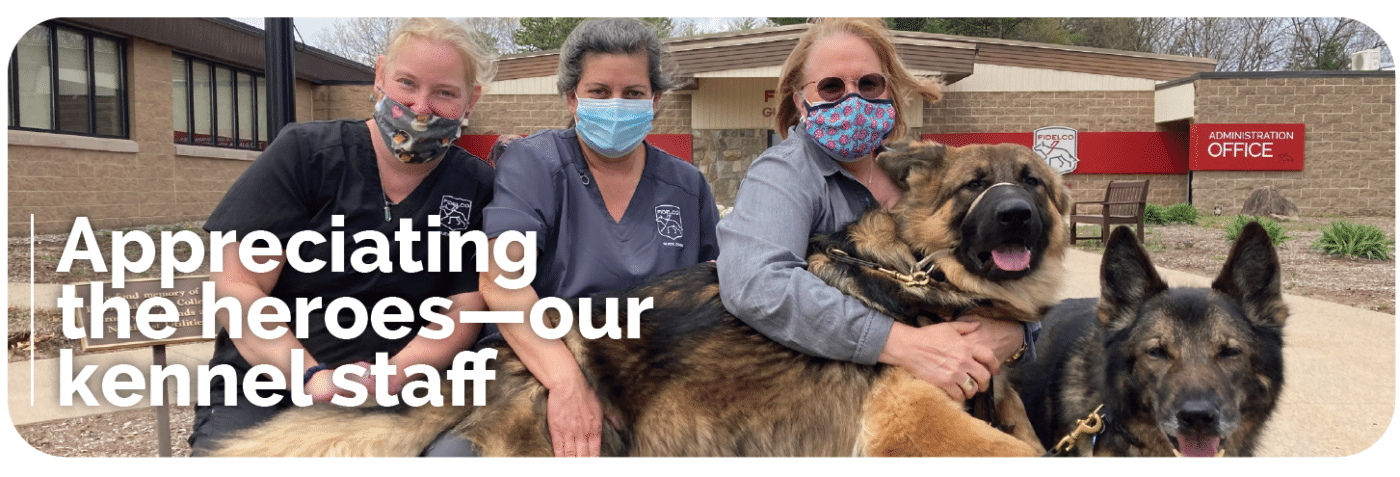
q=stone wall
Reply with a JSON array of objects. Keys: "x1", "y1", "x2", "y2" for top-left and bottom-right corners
[
  {"x1": 692, "y1": 129, "x2": 769, "y2": 207},
  {"x1": 1190, "y1": 74, "x2": 1396, "y2": 217}
]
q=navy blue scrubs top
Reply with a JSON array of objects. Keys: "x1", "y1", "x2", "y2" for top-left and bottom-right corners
[{"x1": 482, "y1": 128, "x2": 719, "y2": 299}]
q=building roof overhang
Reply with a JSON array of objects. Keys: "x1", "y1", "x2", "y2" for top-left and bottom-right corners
[
  {"x1": 495, "y1": 22, "x2": 1219, "y2": 86},
  {"x1": 496, "y1": 23, "x2": 979, "y2": 85},
  {"x1": 58, "y1": 17, "x2": 375, "y2": 84}
]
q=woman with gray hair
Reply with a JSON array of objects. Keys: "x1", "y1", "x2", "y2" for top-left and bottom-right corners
[{"x1": 475, "y1": 18, "x2": 720, "y2": 457}]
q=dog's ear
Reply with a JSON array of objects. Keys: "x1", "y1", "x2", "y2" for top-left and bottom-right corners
[
  {"x1": 1044, "y1": 174, "x2": 1073, "y2": 218},
  {"x1": 1057, "y1": 188, "x2": 1074, "y2": 218},
  {"x1": 1097, "y1": 225, "x2": 1168, "y2": 331},
  {"x1": 878, "y1": 139, "x2": 946, "y2": 192},
  {"x1": 1212, "y1": 221, "x2": 1288, "y2": 328}
]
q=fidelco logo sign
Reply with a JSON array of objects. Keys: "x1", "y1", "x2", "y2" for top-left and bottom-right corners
[
  {"x1": 1190, "y1": 124, "x2": 1305, "y2": 171},
  {"x1": 1033, "y1": 126, "x2": 1079, "y2": 174}
]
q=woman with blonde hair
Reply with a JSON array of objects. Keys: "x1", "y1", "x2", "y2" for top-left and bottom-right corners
[
  {"x1": 717, "y1": 18, "x2": 1034, "y2": 404},
  {"x1": 189, "y1": 18, "x2": 497, "y2": 456}
]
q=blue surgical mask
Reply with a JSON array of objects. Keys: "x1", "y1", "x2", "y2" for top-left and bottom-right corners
[{"x1": 574, "y1": 98, "x2": 654, "y2": 158}]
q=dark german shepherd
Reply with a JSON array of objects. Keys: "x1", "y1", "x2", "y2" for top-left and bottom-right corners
[
  {"x1": 1011, "y1": 223, "x2": 1287, "y2": 457},
  {"x1": 210, "y1": 140, "x2": 1070, "y2": 457}
]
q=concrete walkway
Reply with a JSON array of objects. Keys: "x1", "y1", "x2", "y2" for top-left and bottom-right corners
[{"x1": 5, "y1": 248, "x2": 1397, "y2": 457}]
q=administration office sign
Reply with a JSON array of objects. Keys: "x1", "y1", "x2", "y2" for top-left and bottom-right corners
[{"x1": 1190, "y1": 124, "x2": 1305, "y2": 171}]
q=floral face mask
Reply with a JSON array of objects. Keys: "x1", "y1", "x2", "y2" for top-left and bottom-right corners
[
  {"x1": 373, "y1": 93, "x2": 463, "y2": 164},
  {"x1": 801, "y1": 93, "x2": 896, "y2": 162}
]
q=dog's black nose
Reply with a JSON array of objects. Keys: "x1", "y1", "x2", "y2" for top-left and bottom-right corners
[
  {"x1": 996, "y1": 199, "x2": 1032, "y2": 226},
  {"x1": 1176, "y1": 400, "x2": 1220, "y2": 432}
]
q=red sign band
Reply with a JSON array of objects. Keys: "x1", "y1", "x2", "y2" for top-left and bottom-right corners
[{"x1": 1189, "y1": 124, "x2": 1305, "y2": 171}]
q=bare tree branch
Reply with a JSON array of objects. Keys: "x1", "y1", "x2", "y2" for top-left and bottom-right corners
[{"x1": 313, "y1": 18, "x2": 402, "y2": 67}]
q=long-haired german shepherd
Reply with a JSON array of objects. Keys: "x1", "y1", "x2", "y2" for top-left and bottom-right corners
[
  {"x1": 209, "y1": 140, "x2": 1071, "y2": 457},
  {"x1": 1011, "y1": 222, "x2": 1286, "y2": 457}
]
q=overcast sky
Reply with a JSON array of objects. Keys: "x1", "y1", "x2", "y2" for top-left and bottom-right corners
[{"x1": 232, "y1": 18, "x2": 340, "y2": 49}]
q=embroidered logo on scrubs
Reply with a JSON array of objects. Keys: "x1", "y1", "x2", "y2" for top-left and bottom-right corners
[
  {"x1": 439, "y1": 196, "x2": 473, "y2": 231},
  {"x1": 654, "y1": 205, "x2": 683, "y2": 241}
]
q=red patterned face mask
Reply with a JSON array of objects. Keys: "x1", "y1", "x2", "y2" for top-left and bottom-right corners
[{"x1": 801, "y1": 93, "x2": 896, "y2": 162}]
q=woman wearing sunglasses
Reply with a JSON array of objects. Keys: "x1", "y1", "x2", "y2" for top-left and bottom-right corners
[{"x1": 716, "y1": 18, "x2": 1030, "y2": 403}]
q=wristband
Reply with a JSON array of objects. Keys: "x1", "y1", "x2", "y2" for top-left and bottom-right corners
[{"x1": 303, "y1": 362, "x2": 329, "y2": 385}]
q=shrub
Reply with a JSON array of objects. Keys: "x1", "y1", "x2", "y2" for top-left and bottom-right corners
[
  {"x1": 1312, "y1": 221, "x2": 1394, "y2": 260},
  {"x1": 1144, "y1": 203, "x2": 1169, "y2": 225},
  {"x1": 1165, "y1": 203, "x2": 1199, "y2": 225},
  {"x1": 1225, "y1": 215, "x2": 1290, "y2": 246},
  {"x1": 1144, "y1": 203, "x2": 1198, "y2": 225}
]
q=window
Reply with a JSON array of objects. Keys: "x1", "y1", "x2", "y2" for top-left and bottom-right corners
[
  {"x1": 172, "y1": 54, "x2": 268, "y2": 150},
  {"x1": 8, "y1": 22, "x2": 127, "y2": 138}
]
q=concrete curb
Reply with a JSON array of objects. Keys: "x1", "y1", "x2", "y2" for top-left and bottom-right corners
[{"x1": 7, "y1": 282, "x2": 64, "y2": 312}]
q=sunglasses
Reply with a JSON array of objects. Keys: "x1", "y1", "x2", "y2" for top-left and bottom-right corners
[{"x1": 801, "y1": 73, "x2": 888, "y2": 103}]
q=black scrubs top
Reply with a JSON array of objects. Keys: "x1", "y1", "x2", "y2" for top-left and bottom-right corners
[{"x1": 202, "y1": 119, "x2": 493, "y2": 393}]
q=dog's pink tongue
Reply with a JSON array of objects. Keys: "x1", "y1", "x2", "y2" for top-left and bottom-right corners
[
  {"x1": 1178, "y1": 436, "x2": 1221, "y2": 457},
  {"x1": 991, "y1": 246, "x2": 1032, "y2": 271}
]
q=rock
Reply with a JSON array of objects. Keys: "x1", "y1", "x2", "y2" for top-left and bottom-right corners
[{"x1": 1240, "y1": 187, "x2": 1299, "y2": 218}]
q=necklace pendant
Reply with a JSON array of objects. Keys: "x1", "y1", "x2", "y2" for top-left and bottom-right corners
[{"x1": 383, "y1": 192, "x2": 393, "y2": 222}]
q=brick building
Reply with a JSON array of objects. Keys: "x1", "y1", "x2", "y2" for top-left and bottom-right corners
[
  {"x1": 468, "y1": 24, "x2": 1395, "y2": 218},
  {"x1": 7, "y1": 18, "x2": 374, "y2": 235},
  {"x1": 1175, "y1": 72, "x2": 1396, "y2": 216},
  {"x1": 7, "y1": 20, "x2": 1395, "y2": 235}
]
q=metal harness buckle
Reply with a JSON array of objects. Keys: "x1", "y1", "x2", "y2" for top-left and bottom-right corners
[{"x1": 827, "y1": 248, "x2": 932, "y2": 287}]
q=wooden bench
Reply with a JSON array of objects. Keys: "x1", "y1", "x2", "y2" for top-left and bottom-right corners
[{"x1": 1070, "y1": 179, "x2": 1150, "y2": 244}]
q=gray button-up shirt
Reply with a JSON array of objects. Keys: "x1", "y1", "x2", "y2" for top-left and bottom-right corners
[{"x1": 716, "y1": 126, "x2": 891, "y2": 365}]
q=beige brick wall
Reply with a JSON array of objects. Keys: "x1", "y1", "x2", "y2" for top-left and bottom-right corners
[
  {"x1": 314, "y1": 84, "x2": 375, "y2": 121},
  {"x1": 468, "y1": 92, "x2": 692, "y2": 136},
  {"x1": 653, "y1": 93, "x2": 693, "y2": 135},
  {"x1": 922, "y1": 90, "x2": 1188, "y2": 206},
  {"x1": 1061, "y1": 174, "x2": 1189, "y2": 211},
  {"x1": 7, "y1": 38, "x2": 349, "y2": 235},
  {"x1": 8, "y1": 38, "x2": 188, "y2": 234},
  {"x1": 1191, "y1": 75, "x2": 1396, "y2": 217},
  {"x1": 924, "y1": 91, "x2": 1159, "y2": 134},
  {"x1": 468, "y1": 94, "x2": 571, "y2": 136}
]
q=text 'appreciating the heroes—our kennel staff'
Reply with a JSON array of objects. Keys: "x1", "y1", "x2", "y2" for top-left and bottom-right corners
[{"x1": 49, "y1": 216, "x2": 653, "y2": 409}]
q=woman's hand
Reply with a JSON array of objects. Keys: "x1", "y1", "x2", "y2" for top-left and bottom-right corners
[
  {"x1": 955, "y1": 314, "x2": 1026, "y2": 366},
  {"x1": 879, "y1": 321, "x2": 998, "y2": 403},
  {"x1": 481, "y1": 237, "x2": 608, "y2": 457},
  {"x1": 544, "y1": 373, "x2": 604, "y2": 457},
  {"x1": 305, "y1": 361, "x2": 377, "y2": 403}
]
